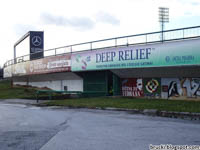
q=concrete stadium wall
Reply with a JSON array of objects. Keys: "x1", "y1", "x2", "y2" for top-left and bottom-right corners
[
  {"x1": 13, "y1": 72, "x2": 83, "y2": 91},
  {"x1": 111, "y1": 66, "x2": 200, "y2": 78},
  {"x1": 11, "y1": 70, "x2": 200, "y2": 100},
  {"x1": 121, "y1": 77, "x2": 200, "y2": 100}
]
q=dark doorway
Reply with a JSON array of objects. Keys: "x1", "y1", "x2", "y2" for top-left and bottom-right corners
[{"x1": 107, "y1": 71, "x2": 113, "y2": 96}]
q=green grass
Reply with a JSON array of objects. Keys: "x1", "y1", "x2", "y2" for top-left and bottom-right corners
[
  {"x1": 45, "y1": 97, "x2": 200, "y2": 113},
  {"x1": 0, "y1": 80, "x2": 36, "y2": 99},
  {"x1": 1, "y1": 80, "x2": 200, "y2": 113}
]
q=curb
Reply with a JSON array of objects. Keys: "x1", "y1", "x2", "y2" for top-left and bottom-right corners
[
  {"x1": 104, "y1": 108, "x2": 200, "y2": 121},
  {"x1": 157, "y1": 111, "x2": 200, "y2": 120},
  {"x1": 42, "y1": 105, "x2": 200, "y2": 121}
]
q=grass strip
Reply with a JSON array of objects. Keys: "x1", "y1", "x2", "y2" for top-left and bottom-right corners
[
  {"x1": 0, "y1": 80, "x2": 36, "y2": 99},
  {"x1": 45, "y1": 97, "x2": 200, "y2": 113}
]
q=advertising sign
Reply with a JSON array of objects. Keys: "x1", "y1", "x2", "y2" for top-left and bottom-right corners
[
  {"x1": 143, "y1": 78, "x2": 161, "y2": 97},
  {"x1": 13, "y1": 62, "x2": 27, "y2": 76},
  {"x1": 3, "y1": 54, "x2": 71, "y2": 77},
  {"x1": 161, "y1": 78, "x2": 200, "y2": 99},
  {"x1": 3, "y1": 66, "x2": 12, "y2": 78},
  {"x1": 122, "y1": 78, "x2": 144, "y2": 97},
  {"x1": 30, "y1": 31, "x2": 44, "y2": 60},
  {"x1": 71, "y1": 39, "x2": 200, "y2": 71},
  {"x1": 28, "y1": 55, "x2": 71, "y2": 74}
]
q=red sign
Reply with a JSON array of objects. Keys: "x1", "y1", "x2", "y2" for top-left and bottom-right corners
[
  {"x1": 28, "y1": 55, "x2": 71, "y2": 75},
  {"x1": 122, "y1": 78, "x2": 144, "y2": 97}
]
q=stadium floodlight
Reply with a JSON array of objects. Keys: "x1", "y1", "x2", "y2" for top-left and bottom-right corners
[{"x1": 159, "y1": 7, "x2": 169, "y2": 41}]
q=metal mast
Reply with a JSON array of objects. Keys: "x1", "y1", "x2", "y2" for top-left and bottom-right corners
[{"x1": 159, "y1": 7, "x2": 169, "y2": 42}]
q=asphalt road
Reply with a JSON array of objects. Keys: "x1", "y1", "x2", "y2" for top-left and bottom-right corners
[{"x1": 0, "y1": 101, "x2": 199, "y2": 150}]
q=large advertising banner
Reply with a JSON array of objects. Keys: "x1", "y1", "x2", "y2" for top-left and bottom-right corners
[
  {"x1": 3, "y1": 54, "x2": 71, "y2": 77},
  {"x1": 13, "y1": 62, "x2": 28, "y2": 76},
  {"x1": 3, "y1": 66, "x2": 12, "y2": 78},
  {"x1": 71, "y1": 39, "x2": 200, "y2": 71},
  {"x1": 28, "y1": 55, "x2": 71, "y2": 74},
  {"x1": 143, "y1": 78, "x2": 161, "y2": 97},
  {"x1": 161, "y1": 78, "x2": 200, "y2": 99},
  {"x1": 4, "y1": 62, "x2": 28, "y2": 77},
  {"x1": 122, "y1": 78, "x2": 144, "y2": 97}
]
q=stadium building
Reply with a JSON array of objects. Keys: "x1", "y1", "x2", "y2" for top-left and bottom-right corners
[{"x1": 3, "y1": 26, "x2": 200, "y2": 99}]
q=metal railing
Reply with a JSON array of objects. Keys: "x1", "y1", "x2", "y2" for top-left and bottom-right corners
[{"x1": 4, "y1": 25, "x2": 200, "y2": 68}]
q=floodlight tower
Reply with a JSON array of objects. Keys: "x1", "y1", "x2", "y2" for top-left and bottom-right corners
[{"x1": 159, "y1": 7, "x2": 169, "y2": 41}]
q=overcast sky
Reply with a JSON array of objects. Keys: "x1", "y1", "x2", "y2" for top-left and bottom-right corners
[{"x1": 0, "y1": 0, "x2": 200, "y2": 66}]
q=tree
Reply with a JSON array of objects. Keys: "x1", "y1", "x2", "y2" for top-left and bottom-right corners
[{"x1": 0, "y1": 66, "x2": 3, "y2": 79}]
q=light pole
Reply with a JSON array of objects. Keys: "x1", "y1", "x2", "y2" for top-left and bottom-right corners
[{"x1": 159, "y1": 7, "x2": 169, "y2": 42}]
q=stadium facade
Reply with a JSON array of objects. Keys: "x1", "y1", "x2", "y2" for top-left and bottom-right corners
[{"x1": 3, "y1": 26, "x2": 200, "y2": 100}]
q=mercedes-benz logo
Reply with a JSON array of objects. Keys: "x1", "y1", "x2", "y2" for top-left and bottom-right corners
[{"x1": 32, "y1": 36, "x2": 42, "y2": 46}]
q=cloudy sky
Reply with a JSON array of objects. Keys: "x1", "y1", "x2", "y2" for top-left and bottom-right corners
[{"x1": 0, "y1": 0, "x2": 200, "y2": 66}]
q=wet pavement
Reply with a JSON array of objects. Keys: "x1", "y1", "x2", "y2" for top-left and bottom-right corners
[{"x1": 0, "y1": 100, "x2": 199, "y2": 150}]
